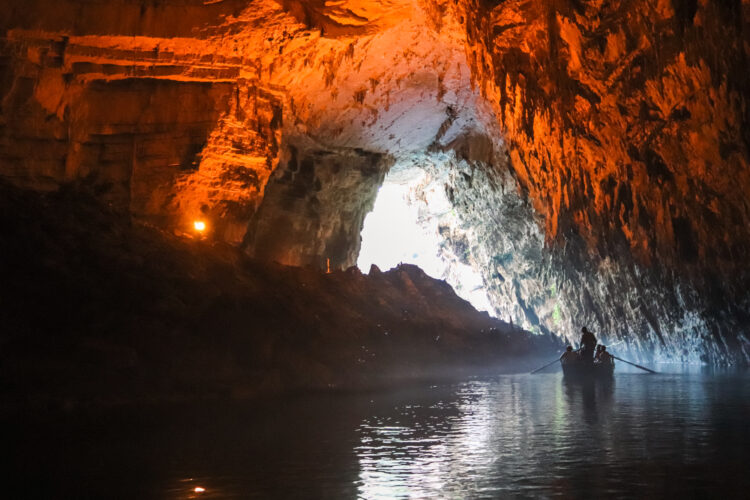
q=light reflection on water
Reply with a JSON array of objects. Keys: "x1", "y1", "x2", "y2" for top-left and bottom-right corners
[
  {"x1": 354, "y1": 372, "x2": 746, "y2": 499},
  {"x1": 5, "y1": 369, "x2": 750, "y2": 498}
]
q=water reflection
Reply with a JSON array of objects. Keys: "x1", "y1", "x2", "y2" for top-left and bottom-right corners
[
  {"x1": 354, "y1": 372, "x2": 748, "y2": 498},
  {"x1": 5, "y1": 370, "x2": 750, "y2": 498},
  {"x1": 562, "y1": 377, "x2": 615, "y2": 425}
]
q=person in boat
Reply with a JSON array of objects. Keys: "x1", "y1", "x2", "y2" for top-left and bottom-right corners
[
  {"x1": 580, "y1": 326, "x2": 597, "y2": 363},
  {"x1": 560, "y1": 345, "x2": 577, "y2": 363},
  {"x1": 594, "y1": 345, "x2": 603, "y2": 361},
  {"x1": 597, "y1": 345, "x2": 613, "y2": 365}
]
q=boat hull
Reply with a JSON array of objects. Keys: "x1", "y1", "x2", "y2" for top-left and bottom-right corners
[{"x1": 561, "y1": 360, "x2": 615, "y2": 379}]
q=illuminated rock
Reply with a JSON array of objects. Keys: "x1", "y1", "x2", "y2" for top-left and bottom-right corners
[{"x1": 0, "y1": 0, "x2": 748, "y2": 362}]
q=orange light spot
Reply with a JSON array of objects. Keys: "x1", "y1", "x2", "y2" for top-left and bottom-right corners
[
  {"x1": 193, "y1": 221, "x2": 206, "y2": 232},
  {"x1": 194, "y1": 486, "x2": 206, "y2": 493}
]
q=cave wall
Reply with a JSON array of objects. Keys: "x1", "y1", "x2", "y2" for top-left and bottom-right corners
[
  {"x1": 168, "y1": 80, "x2": 283, "y2": 242},
  {"x1": 243, "y1": 144, "x2": 393, "y2": 268},
  {"x1": 0, "y1": 0, "x2": 281, "y2": 236},
  {"x1": 454, "y1": 0, "x2": 750, "y2": 361},
  {"x1": 1, "y1": 0, "x2": 749, "y2": 361},
  {"x1": 460, "y1": 0, "x2": 750, "y2": 278}
]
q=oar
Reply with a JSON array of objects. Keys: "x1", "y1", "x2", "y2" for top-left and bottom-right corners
[
  {"x1": 530, "y1": 358, "x2": 562, "y2": 374},
  {"x1": 611, "y1": 355, "x2": 657, "y2": 374},
  {"x1": 530, "y1": 348, "x2": 580, "y2": 374}
]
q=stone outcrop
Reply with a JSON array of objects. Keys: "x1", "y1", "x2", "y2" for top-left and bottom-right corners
[
  {"x1": 0, "y1": 181, "x2": 560, "y2": 406},
  {"x1": 1, "y1": 0, "x2": 748, "y2": 362},
  {"x1": 244, "y1": 145, "x2": 393, "y2": 267}
]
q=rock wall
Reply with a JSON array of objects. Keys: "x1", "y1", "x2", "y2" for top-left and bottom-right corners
[
  {"x1": 0, "y1": 0, "x2": 279, "y2": 235},
  {"x1": 1, "y1": 0, "x2": 749, "y2": 362},
  {"x1": 244, "y1": 145, "x2": 393, "y2": 268},
  {"x1": 456, "y1": 0, "x2": 750, "y2": 361},
  {"x1": 462, "y1": 0, "x2": 750, "y2": 281},
  {"x1": 0, "y1": 181, "x2": 562, "y2": 406}
]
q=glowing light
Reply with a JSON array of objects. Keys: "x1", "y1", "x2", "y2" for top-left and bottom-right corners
[
  {"x1": 193, "y1": 220, "x2": 206, "y2": 232},
  {"x1": 194, "y1": 486, "x2": 206, "y2": 493},
  {"x1": 358, "y1": 166, "x2": 495, "y2": 315}
]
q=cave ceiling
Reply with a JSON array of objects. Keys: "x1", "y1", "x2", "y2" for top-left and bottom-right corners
[{"x1": 1, "y1": 0, "x2": 749, "y2": 362}]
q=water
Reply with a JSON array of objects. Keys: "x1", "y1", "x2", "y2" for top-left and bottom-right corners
[{"x1": 5, "y1": 368, "x2": 750, "y2": 499}]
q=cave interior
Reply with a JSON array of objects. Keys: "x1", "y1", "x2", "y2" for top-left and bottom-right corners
[{"x1": 1, "y1": 0, "x2": 749, "y2": 375}]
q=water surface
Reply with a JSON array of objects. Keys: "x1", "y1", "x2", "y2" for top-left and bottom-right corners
[{"x1": 6, "y1": 368, "x2": 750, "y2": 498}]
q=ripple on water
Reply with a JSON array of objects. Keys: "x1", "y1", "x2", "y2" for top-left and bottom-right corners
[
  {"x1": 5, "y1": 369, "x2": 750, "y2": 498},
  {"x1": 351, "y1": 371, "x2": 750, "y2": 499}
]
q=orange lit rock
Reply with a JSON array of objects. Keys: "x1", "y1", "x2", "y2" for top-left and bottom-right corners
[
  {"x1": 461, "y1": 0, "x2": 749, "y2": 271},
  {"x1": 0, "y1": 0, "x2": 748, "y2": 361}
]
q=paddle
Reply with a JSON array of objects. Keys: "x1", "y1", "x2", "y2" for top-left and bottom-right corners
[
  {"x1": 530, "y1": 348, "x2": 580, "y2": 374},
  {"x1": 611, "y1": 354, "x2": 657, "y2": 374},
  {"x1": 530, "y1": 358, "x2": 561, "y2": 374}
]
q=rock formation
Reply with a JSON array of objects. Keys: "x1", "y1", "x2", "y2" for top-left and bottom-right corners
[
  {"x1": 1, "y1": 0, "x2": 748, "y2": 362},
  {"x1": 0, "y1": 181, "x2": 560, "y2": 405}
]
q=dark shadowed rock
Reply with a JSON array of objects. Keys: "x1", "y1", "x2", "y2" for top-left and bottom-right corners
[{"x1": 0, "y1": 181, "x2": 561, "y2": 409}]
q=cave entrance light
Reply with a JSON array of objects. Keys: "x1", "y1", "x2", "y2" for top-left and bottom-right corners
[{"x1": 357, "y1": 162, "x2": 495, "y2": 315}]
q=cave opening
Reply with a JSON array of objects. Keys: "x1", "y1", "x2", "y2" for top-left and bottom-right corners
[{"x1": 357, "y1": 158, "x2": 496, "y2": 315}]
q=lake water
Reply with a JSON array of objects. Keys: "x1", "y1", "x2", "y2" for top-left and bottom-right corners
[{"x1": 6, "y1": 367, "x2": 750, "y2": 498}]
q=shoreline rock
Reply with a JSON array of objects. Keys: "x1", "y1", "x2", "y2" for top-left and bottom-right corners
[{"x1": 0, "y1": 182, "x2": 562, "y2": 410}]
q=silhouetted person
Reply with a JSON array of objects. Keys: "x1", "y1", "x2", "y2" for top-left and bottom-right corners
[
  {"x1": 580, "y1": 326, "x2": 597, "y2": 363},
  {"x1": 560, "y1": 345, "x2": 577, "y2": 363},
  {"x1": 597, "y1": 345, "x2": 613, "y2": 365},
  {"x1": 594, "y1": 345, "x2": 603, "y2": 361}
]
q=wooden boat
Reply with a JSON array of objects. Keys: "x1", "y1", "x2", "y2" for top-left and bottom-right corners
[{"x1": 561, "y1": 358, "x2": 615, "y2": 379}]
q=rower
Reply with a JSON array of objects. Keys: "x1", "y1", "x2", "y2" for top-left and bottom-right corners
[
  {"x1": 559, "y1": 345, "x2": 577, "y2": 363},
  {"x1": 598, "y1": 345, "x2": 613, "y2": 364},
  {"x1": 579, "y1": 326, "x2": 597, "y2": 363},
  {"x1": 594, "y1": 345, "x2": 603, "y2": 361}
]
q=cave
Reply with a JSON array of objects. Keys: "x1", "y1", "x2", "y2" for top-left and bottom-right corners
[
  {"x1": 4, "y1": 0, "x2": 745, "y2": 363},
  {"x1": 1, "y1": 0, "x2": 750, "y2": 495},
  {"x1": 356, "y1": 159, "x2": 497, "y2": 315},
  {"x1": 1, "y1": 0, "x2": 749, "y2": 361},
  {"x1": 1, "y1": 0, "x2": 748, "y2": 368}
]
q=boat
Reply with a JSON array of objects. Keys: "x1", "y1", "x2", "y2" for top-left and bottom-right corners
[{"x1": 561, "y1": 358, "x2": 615, "y2": 379}]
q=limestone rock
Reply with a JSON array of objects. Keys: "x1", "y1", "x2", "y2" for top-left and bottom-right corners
[{"x1": 1, "y1": 0, "x2": 748, "y2": 362}]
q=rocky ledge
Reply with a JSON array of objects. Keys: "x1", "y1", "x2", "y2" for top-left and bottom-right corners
[{"x1": 0, "y1": 181, "x2": 560, "y2": 410}]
